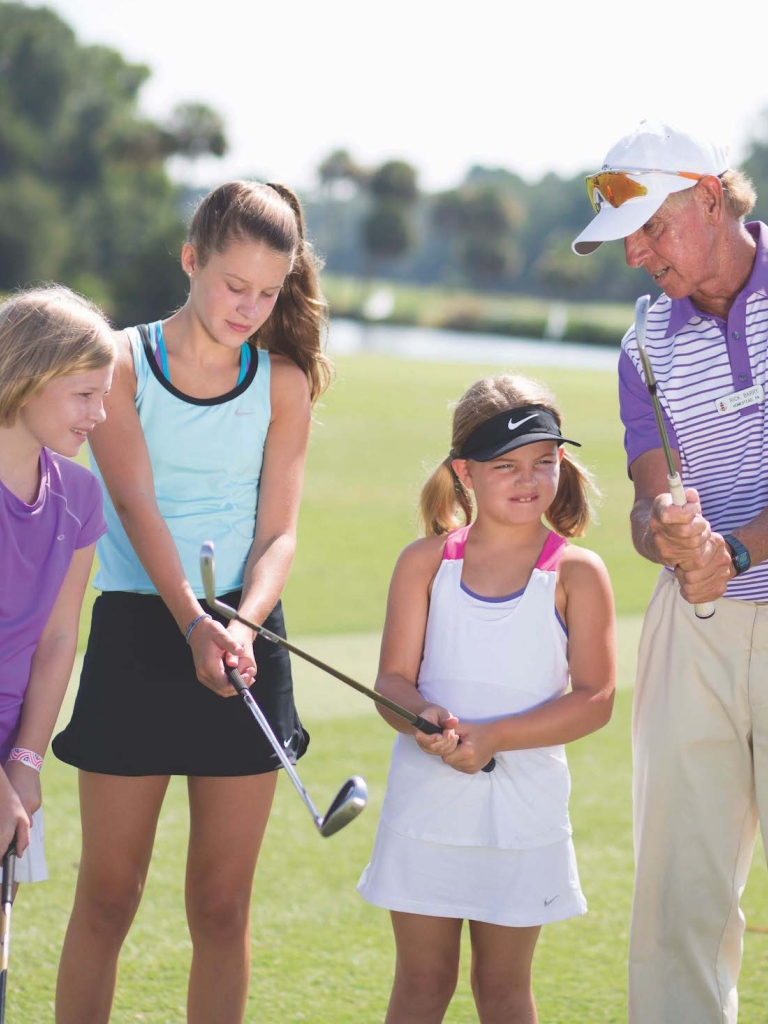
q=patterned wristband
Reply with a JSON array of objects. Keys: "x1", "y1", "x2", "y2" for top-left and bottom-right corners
[
  {"x1": 8, "y1": 747, "x2": 43, "y2": 773},
  {"x1": 185, "y1": 613, "x2": 212, "y2": 644}
]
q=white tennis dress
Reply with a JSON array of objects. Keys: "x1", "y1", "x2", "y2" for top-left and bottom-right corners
[{"x1": 357, "y1": 526, "x2": 587, "y2": 926}]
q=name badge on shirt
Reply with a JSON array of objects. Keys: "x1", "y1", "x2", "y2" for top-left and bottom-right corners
[{"x1": 714, "y1": 383, "x2": 764, "y2": 414}]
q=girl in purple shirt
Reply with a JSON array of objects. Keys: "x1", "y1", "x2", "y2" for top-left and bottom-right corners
[{"x1": 0, "y1": 286, "x2": 114, "y2": 882}]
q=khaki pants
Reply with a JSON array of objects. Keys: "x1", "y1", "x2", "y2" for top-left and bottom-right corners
[{"x1": 629, "y1": 571, "x2": 768, "y2": 1024}]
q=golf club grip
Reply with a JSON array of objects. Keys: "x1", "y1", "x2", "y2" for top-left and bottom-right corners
[
  {"x1": 412, "y1": 715, "x2": 441, "y2": 735},
  {"x1": 224, "y1": 665, "x2": 249, "y2": 695},
  {"x1": 668, "y1": 474, "x2": 716, "y2": 620},
  {"x1": 413, "y1": 716, "x2": 496, "y2": 774},
  {"x1": 1, "y1": 843, "x2": 15, "y2": 907}
]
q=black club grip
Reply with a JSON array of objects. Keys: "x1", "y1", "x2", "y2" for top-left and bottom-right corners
[
  {"x1": 413, "y1": 715, "x2": 496, "y2": 773},
  {"x1": 225, "y1": 665, "x2": 249, "y2": 695}
]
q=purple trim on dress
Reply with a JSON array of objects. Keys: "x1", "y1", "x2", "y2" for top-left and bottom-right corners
[
  {"x1": 555, "y1": 609, "x2": 568, "y2": 637},
  {"x1": 460, "y1": 581, "x2": 525, "y2": 603}
]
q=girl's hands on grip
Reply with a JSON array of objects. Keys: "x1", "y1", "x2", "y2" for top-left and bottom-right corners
[
  {"x1": 413, "y1": 705, "x2": 459, "y2": 758},
  {"x1": 0, "y1": 768, "x2": 31, "y2": 856},
  {"x1": 226, "y1": 619, "x2": 257, "y2": 686},
  {"x1": 188, "y1": 616, "x2": 254, "y2": 696},
  {"x1": 442, "y1": 720, "x2": 497, "y2": 775}
]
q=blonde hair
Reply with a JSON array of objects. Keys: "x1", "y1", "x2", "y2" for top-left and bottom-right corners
[
  {"x1": 0, "y1": 286, "x2": 115, "y2": 426},
  {"x1": 187, "y1": 180, "x2": 332, "y2": 404},
  {"x1": 665, "y1": 169, "x2": 756, "y2": 221},
  {"x1": 720, "y1": 169, "x2": 756, "y2": 220},
  {"x1": 419, "y1": 373, "x2": 598, "y2": 538}
]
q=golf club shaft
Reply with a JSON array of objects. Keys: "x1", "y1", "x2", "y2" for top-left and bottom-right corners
[
  {"x1": 218, "y1": 601, "x2": 496, "y2": 773},
  {"x1": 634, "y1": 295, "x2": 714, "y2": 620},
  {"x1": 225, "y1": 667, "x2": 323, "y2": 824},
  {"x1": 0, "y1": 843, "x2": 16, "y2": 1022},
  {"x1": 217, "y1": 599, "x2": 441, "y2": 733},
  {"x1": 217, "y1": 598, "x2": 499, "y2": 770}
]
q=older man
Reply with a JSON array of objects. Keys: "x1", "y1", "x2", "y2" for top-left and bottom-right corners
[{"x1": 573, "y1": 119, "x2": 768, "y2": 1024}]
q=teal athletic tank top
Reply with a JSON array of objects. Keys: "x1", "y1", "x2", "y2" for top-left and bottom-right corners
[{"x1": 93, "y1": 321, "x2": 272, "y2": 597}]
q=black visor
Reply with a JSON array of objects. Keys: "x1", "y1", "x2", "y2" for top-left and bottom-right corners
[{"x1": 456, "y1": 405, "x2": 581, "y2": 462}]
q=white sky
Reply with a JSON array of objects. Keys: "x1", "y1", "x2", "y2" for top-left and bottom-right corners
[{"x1": 43, "y1": 0, "x2": 768, "y2": 193}]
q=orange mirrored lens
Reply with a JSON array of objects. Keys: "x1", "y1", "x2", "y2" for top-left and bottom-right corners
[{"x1": 586, "y1": 172, "x2": 648, "y2": 213}]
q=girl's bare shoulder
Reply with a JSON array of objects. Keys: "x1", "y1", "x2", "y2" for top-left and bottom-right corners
[
  {"x1": 395, "y1": 534, "x2": 450, "y2": 577},
  {"x1": 268, "y1": 352, "x2": 311, "y2": 406},
  {"x1": 113, "y1": 328, "x2": 134, "y2": 362},
  {"x1": 558, "y1": 543, "x2": 612, "y2": 595}
]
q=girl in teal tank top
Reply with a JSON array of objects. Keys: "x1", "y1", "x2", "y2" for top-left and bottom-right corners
[{"x1": 54, "y1": 181, "x2": 332, "y2": 1024}]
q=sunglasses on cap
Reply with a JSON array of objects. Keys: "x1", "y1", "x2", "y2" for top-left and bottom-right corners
[{"x1": 585, "y1": 169, "x2": 704, "y2": 213}]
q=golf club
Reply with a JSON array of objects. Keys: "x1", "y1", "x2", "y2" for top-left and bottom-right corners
[
  {"x1": 200, "y1": 542, "x2": 496, "y2": 772},
  {"x1": 635, "y1": 294, "x2": 715, "y2": 619},
  {"x1": 225, "y1": 664, "x2": 366, "y2": 837},
  {"x1": 0, "y1": 840, "x2": 16, "y2": 1023}
]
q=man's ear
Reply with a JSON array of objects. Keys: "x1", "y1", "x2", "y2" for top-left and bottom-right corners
[{"x1": 696, "y1": 175, "x2": 724, "y2": 222}]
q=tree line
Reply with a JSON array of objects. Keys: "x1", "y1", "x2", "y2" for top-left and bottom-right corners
[
  {"x1": 310, "y1": 139, "x2": 768, "y2": 303},
  {"x1": 4, "y1": 1, "x2": 768, "y2": 322}
]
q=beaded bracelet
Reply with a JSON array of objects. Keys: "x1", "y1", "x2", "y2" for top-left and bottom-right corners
[
  {"x1": 8, "y1": 747, "x2": 43, "y2": 773},
  {"x1": 185, "y1": 613, "x2": 212, "y2": 644}
]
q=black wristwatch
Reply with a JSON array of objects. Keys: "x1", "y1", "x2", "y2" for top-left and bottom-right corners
[{"x1": 724, "y1": 534, "x2": 751, "y2": 576}]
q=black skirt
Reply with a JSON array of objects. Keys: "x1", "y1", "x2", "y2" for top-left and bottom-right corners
[{"x1": 53, "y1": 591, "x2": 309, "y2": 776}]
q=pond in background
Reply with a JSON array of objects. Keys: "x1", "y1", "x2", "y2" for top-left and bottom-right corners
[{"x1": 329, "y1": 318, "x2": 620, "y2": 372}]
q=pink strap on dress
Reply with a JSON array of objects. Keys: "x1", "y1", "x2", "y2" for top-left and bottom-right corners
[
  {"x1": 443, "y1": 526, "x2": 567, "y2": 569},
  {"x1": 536, "y1": 531, "x2": 568, "y2": 571},
  {"x1": 443, "y1": 525, "x2": 471, "y2": 560}
]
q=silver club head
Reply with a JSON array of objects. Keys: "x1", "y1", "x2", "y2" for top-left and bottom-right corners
[
  {"x1": 634, "y1": 293, "x2": 650, "y2": 342},
  {"x1": 199, "y1": 541, "x2": 217, "y2": 606},
  {"x1": 199, "y1": 541, "x2": 238, "y2": 623},
  {"x1": 319, "y1": 775, "x2": 368, "y2": 837}
]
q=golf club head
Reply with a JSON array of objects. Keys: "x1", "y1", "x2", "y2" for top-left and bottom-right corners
[
  {"x1": 199, "y1": 541, "x2": 217, "y2": 605},
  {"x1": 319, "y1": 775, "x2": 368, "y2": 838},
  {"x1": 634, "y1": 293, "x2": 651, "y2": 354},
  {"x1": 199, "y1": 541, "x2": 237, "y2": 623}
]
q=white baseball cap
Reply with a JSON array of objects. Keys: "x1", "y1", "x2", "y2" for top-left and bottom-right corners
[{"x1": 572, "y1": 120, "x2": 730, "y2": 255}]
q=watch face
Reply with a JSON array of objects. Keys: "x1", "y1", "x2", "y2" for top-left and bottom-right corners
[{"x1": 726, "y1": 535, "x2": 750, "y2": 574}]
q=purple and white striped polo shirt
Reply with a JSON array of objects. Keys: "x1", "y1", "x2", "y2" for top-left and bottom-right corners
[{"x1": 618, "y1": 220, "x2": 768, "y2": 601}]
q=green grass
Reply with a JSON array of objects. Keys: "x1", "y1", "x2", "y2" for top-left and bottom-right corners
[{"x1": 10, "y1": 634, "x2": 768, "y2": 1022}]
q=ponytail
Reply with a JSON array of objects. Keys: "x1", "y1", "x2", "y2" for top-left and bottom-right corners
[
  {"x1": 546, "y1": 451, "x2": 598, "y2": 538},
  {"x1": 257, "y1": 183, "x2": 332, "y2": 404},
  {"x1": 419, "y1": 457, "x2": 474, "y2": 537}
]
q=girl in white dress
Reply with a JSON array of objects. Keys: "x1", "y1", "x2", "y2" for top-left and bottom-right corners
[{"x1": 358, "y1": 373, "x2": 616, "y2": 1024}]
